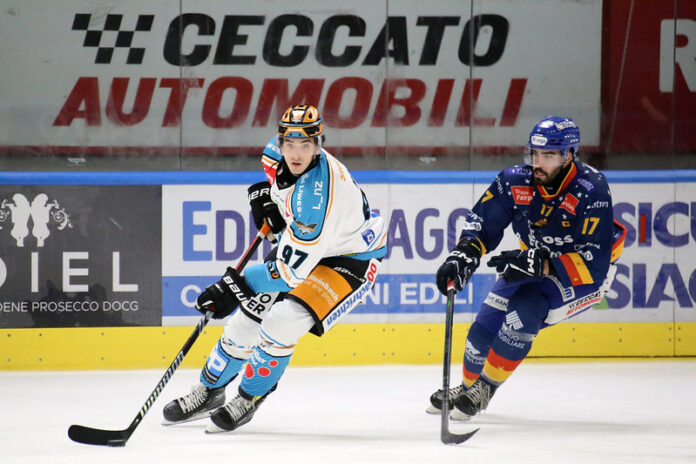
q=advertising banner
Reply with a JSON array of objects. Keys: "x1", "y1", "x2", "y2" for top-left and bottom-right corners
[
  {"x1": 603, "y1": 1, "x2": 696, "y2": 152},
  {"x1": 0, "y1": 0, "x2": 601, "y2": 154},
  {"x1": 0, "y1": 186, "x2": 161, "y2": 328},
  {"x1": 160, "y1": 172, "x2": 696, "y2": 326}
]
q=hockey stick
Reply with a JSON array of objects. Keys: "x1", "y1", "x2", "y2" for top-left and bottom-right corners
[
  {"x1": 68, "y1": 223, "x2": 271, "y2": 447},
  {"x1": 440, "y1": 279, "x2": 479, "y2": 445}
]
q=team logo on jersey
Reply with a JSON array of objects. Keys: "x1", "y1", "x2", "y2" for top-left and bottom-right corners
[
  {"x1": 559, "y1": 194, "x2": 579, "y2": 215},
  {"x1": 511, "y1": 186, "x2": 534, "y2": 205},
  {"x1": 0, "y1": 193, "x2": 73, "y2": 247},
  {"x1": 295, "y1": 220, "x2": 317, "y2": 235}
]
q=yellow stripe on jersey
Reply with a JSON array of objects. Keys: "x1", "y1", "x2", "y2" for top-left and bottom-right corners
[
  {"x1": 563, "y1": 253, "x2": 594, "y2": 285},
  {"x1": 611, "y1": 239, "x2": 624, "y2": 263}
]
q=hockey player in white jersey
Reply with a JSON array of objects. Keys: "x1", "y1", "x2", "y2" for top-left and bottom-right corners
[{"x1": 162, "y1": 104, "x2": 387, "y2": 433}]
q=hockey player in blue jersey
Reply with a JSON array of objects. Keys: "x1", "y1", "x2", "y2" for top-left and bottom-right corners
[
  {"x1": 427, "y1": 116, "x2": 626, "y2": 421},
  {"x1": 162, "y1": 105, "x2": 387, "y2": 433}
]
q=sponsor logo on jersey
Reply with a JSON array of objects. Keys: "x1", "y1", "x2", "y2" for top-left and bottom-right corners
[
  {"x1": 461, "y1": 221, "x2": 482, "y2": 231},
  {"x1": 361, "y1": 228, "x2": 375, "y2": 245},
  {"x1": 541, "y1": 234, "x2": 573, "y2": 246},
  {"x1": 559, "y1": 193, "x2": 579, "y2": 214},
  {"x1": 325, "y1": 280, "x2": 372, "y2": 328},
  {"x1": 512, "y1": 186, "x2": 534, "y2": 205},
  {"x1": 564, "y1": 290, "x2": 602, "y2": 317},
  {"x1": 578, "y1": 178, "x2": 594, "y2": 191},
  {"x1": 267, "y1": 262, "x2": 281, "y2": 279},
  {"x1": 587, "y1": 200, "x2": 609, "y2": 209}
]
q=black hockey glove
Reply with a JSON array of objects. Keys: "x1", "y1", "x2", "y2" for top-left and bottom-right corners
[
  {"x1": 196, "y1": 267, "x2": 254, "y2": 319},
  {"x1": 487, "y1": 248, "x2": 550, "y2": 282},
  {"x1": 436, "y1": 240, "x2": 482, "y2": 295},
  {"x1": 248, "y1": 181, "x2": 285, "y2": 238}
]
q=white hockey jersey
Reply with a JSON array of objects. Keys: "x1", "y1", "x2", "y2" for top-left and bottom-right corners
[{"x1": 244, "y1": 139, "x2": 387, "y2": 293}]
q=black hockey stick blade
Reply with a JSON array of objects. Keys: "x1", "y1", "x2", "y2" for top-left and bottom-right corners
[
  {"x1": 68, "y1": 224, "x2": 270, "y2": 447},
  {"x1": 440, "y1": 280, "x2": 479, "y2": 445},
  {"x1": 441, "y1": 426, "x2": 479, "y2": 445},
  {"x1": 68, "y1": 425, "x2": 130, "y2": 447}
]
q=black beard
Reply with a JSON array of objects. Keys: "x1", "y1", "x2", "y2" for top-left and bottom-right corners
[{"x1": 533, "y1": 162, "x2": 572, "y2": 192}]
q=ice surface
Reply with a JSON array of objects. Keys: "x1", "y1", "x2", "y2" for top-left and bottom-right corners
[{"x1": 2, "y1": 361, "x2": 695, "y2": 464}]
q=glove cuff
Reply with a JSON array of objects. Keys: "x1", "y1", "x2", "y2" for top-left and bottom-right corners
[{"x1": 456, "y1": 238, "x2": 483, "y2": 259}]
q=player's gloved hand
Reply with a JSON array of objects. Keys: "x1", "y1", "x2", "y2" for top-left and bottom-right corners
[
  {"x1": 248, "y1": 181, "x2": 285, "y2": 241},
  {"x1": 487, "y1": 248, "x2": 550, "y2": 282},
  {"x1": 436, "y1": 240, "x2": 482, "y2": 295},
  {"x1": 196, "y1": 267, "x2": 254, "y2": 319}
]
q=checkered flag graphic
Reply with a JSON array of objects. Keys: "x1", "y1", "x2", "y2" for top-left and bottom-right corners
[{"x1": 72, "y1": 13, "x2": 154, "y2": 64}]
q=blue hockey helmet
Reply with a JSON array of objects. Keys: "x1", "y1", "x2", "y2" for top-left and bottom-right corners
[{"x1": 525, "y1": 116, "x2": 580, "y2": 162}]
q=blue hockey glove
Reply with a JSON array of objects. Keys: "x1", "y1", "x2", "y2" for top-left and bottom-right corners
[
  {"x1": 436, "y1": 240, "x2": 482, "y2": 295},
  {"x1": 196, "y1": 267, "x2": 254, "y2": 319},
  {"x1": 487, "y1": 248, "x2": 550, "y2": 282}
]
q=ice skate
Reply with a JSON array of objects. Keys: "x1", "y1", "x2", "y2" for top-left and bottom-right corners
[
  {"x1": 451, "y1": 379, "x2": 496, "y2": 421},
  {"x1": 162, "y1": 383, "x2": 225, "y2": 425},
  {"x1": 206, "y1": 392, "x2": 266, "y2": 433},
  {"x1": 426, "y1": 384, "x2": 466, "y2": 414}
]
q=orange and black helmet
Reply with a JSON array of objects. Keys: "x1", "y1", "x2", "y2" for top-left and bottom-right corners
[{"x1": 278, "y1": 104, "x2": 324, "y2": 139}]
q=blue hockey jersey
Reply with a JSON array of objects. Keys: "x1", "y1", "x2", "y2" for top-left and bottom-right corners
[{"x1": 459, "y1": 161, "x2": 626, "y2": 289}]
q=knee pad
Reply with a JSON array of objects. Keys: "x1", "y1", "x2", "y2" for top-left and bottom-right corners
[
  {"x1": 258, "y1": 298, "x2": 314, "y2": 357},
  {"x1": 220, "y1": 308, "x2": 262, "y2": 359},
  {"x1": 200, "y1": 304, "x2": 264, "y2": 388}
]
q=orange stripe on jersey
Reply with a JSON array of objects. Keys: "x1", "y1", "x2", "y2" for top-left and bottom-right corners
[
  {"x1": 611, "y1": 219, "x2": 627, "y2": 263},
  {"x1": 481, "y1": 349, "x2": 523, "y2": 384},
  {"x1": 536, "y1": 162, "x2": 578, "y2": 200},
  {"x1": 559, "y1": 253, "x2": 594, "y2": 285}
]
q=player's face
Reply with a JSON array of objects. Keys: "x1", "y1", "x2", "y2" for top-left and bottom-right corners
[
  {"x1": 529, "y1": 149, "x2": 568, "y2": 185},
  {"x1": 281, "y1": 137, "x2": 318, "y2": 175}
]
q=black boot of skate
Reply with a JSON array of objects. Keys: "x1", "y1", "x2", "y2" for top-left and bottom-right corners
[
  {"x1": 426, "y1": 384, "x2": 466, "y2": 414},
  {"x1": 452, "y1": 379, "x2": 497, "y2": 421},
  {"x1": 162, "y1": 383, "x2": 225, "y2": 425},
  {"x1": 206, "y1": 386, "x2": 276, "y2": 433}
]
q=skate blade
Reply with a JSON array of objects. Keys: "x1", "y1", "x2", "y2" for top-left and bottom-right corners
[
  {"x1": 161, "y1": 411, "x2": 215, "y2": 426},
  {"x1": 205, "y1": 422, "x2": 232, "y2": 434},
  {"x1": 425, "y1": 404, "x2": 441, "y2": 415},
  {"x1": 449, "y1": 409, "x2": 473, "y2": 422}
]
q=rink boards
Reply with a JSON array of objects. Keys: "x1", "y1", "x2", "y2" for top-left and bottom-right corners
[{"x1": 1, "y1": 170, "x2": 695, "y2": 369}]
